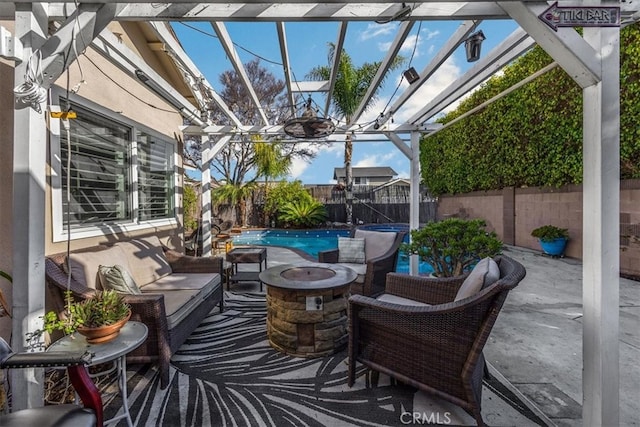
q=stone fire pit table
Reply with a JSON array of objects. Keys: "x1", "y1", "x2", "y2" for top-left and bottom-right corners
[{"x1": 259, "y1": 262, "x2": 357, "y2": 358}]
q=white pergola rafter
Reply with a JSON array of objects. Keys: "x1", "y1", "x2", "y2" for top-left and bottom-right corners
[
  {"x1": 350, "y1": 19, "x2": 414, "y2": 125},
  {"x1": 211, "y1": 21, "x2": 270, "y2": 125},
  {"x1": 148, "y1": 21, "x2": 243, "y2": 126},
  {"x1": 276, "y1": 21, "x2": 297, "y2": 118},
  {"x1": 409, "y1": 26, "x2": 533, "y2": 124},
  {"x1": 323, "y1": 22, "x2": 347, "y2": 117},
  {"x1": 371, "y1": 19, "x2": 480, "y2": 131}
]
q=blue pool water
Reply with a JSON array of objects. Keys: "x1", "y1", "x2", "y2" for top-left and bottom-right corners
[{"x1": 232, "y1": 227, "x2": 434, "y2": 274}]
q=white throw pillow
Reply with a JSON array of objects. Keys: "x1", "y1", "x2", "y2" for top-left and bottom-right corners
[
  {"x1": 338, "y1": 237, "x2": 366, "y2": 264},
  {"x1": 454, "y1": 257, "x2": 500, "y2": 301}
]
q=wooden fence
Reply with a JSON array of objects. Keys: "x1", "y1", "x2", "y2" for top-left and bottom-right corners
[{"x1": 215, "y1": 184, "x2": 437, "y2": 227}]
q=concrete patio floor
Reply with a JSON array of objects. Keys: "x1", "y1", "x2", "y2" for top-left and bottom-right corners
[{"x1": 227, "y1": 244, "x2": 639, "y2": 426}]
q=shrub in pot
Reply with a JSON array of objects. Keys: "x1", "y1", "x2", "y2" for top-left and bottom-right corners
[
  {"x1": 531, "y1": 225, "x2": 569, "y2": 257},
  {"x1": 41, "y1": 289, "x2": 131, "y2": 343},
  {"x1": 403, "y1": 218, "x2": 503, "y2": 277}
]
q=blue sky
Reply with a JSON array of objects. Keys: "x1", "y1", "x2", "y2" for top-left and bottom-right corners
[{"x1": 172, "y1": 19, "x2": 518, "y2": 184}]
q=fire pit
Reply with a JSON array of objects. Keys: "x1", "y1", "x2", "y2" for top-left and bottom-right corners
[{"x1": 259, "y1": 262, "x2": 357, "y2": 357}]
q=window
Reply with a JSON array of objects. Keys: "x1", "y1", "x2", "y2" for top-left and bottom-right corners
[
  {"x1": 354, "y1": 177, "x2": 368, "y2": 185},
  {"x1": 60, "y1": 106, "x2": 131, "y2": 228},
  {"x1": 52, "y1": 99, "x2": 177, "y2": 240},
  {"x1": 137, "y1": 133, "x2": 174, "y2": 220}
]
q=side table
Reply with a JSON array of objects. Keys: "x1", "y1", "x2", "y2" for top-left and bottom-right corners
[
  {"x1": 226, "y1": 247, "x2": 267, "y2": 291},
  {"x1": 48, "y1": 321, "x2": 148, "y2": 427}
]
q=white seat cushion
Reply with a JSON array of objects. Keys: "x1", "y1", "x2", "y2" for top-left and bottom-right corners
[
  {"x1": 141, "y1": 273, "x2": 221, "y2": 329},
  {"x1": 339, "y1": 263, "x2": 367, "y2": 283},
  {"x1": 376, "y1": 293, "x2": 430, "y2": 307}
]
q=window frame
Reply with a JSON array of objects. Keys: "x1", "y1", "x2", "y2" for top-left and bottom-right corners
[{"x1": 50, "y1": 90, "x2": 179, "y2": 242}]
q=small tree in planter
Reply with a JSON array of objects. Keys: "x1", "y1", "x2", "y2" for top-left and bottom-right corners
[
  {"x1": 531, "y1": 225, "x2": 569, "y2": 257},
  {"x1": 403, "y1": 218, "x2": 503, "y2": 277}
]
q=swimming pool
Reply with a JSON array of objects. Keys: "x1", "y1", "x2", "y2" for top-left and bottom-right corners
[{"x1": 232, "y1": 227, "x2": 434, "y2": 274}]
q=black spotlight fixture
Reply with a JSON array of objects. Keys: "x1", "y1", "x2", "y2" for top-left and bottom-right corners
[
  {"x1": 403, "y1": 67, "x2": 420, "y2": 84},
  {"x1": 283, "y1": 96, "x2": 336, "y2": 139},
  {"x1": 465, "y1": 30, "x2": 485, "y2": 62}
]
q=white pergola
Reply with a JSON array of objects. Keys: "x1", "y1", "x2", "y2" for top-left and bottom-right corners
[{"x1": 4, "y1": 1, "x2": 636, "y2": 424}]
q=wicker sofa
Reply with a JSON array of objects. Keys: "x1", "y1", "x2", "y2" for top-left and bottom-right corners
[{"x1": 45, "y1": 235, "x2": 224, "y2": 389}]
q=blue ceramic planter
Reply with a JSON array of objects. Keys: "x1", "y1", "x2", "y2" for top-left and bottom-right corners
[{"x1": 539, "y1": 237, "x2": 568, "y2": 257}]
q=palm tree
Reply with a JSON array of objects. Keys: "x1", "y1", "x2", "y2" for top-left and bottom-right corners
[
  {"x1": 307, "y1": 44, "x2": 405, "y2": 225},
  {"x1": 211, "y1": 181, "x2": 257, "y2": 227},
  {"x1": 254, "y1": 136, "x2": 291, "y2": 226}
]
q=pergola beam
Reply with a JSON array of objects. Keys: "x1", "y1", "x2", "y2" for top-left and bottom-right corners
[
  {"x1": 324, "y1": 22, "x2": 347, "y2": 117},
  {"x1": 36, "y1": 2, "x2": 513, "y2": 22},
  {"x1": 276, "y1": 22, "x2": 297, "y2": 118},
  {"x1": 211, "y1": 21, "x2": 270, "y2": 125},
  {"x1": 92, "y1": 28, "x2": 204, "y2": 123},
  {"x1": 38, "y1": 3, "x2": 125, "y2": 88},
  {"x1": 370, "y1": 19, "x2": 479, "y2": 131},
  {"x1": 350, "y1": 20, "x2": 414, "y2": 125},
  {"x1": 180, "y1": 121, "x2": 424, "y2": 136},
  {"x1": 3, "y1": 2, "x2": 640, "y2": 23},
  {"x1": 409, "y1": 26, "x2": 533, "y2": 125},
  {"x1": 499, "y1": 1, "x2": 601, "y2": 88},
  {"x1": 149, "y1": 21, "x2": 242, "y2": 126}
]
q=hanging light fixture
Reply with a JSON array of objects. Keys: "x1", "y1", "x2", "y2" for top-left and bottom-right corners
[
  {"x1": 465, "y1": 30, "x2": 486, "y2": 62},
  {"x1": 283, "y1": 96, "x2": 335, "y2": 139}
]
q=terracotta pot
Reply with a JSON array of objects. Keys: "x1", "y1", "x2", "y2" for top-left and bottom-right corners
[{"x1": 77, "y1": 311, "x2": 131, "y2": 344}]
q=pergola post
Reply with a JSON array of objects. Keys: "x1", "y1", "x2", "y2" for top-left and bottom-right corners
[
  {"x1": 201, "y1": 137, "x2": 213, "y2": 257},
  {"x1": 11, "y1": 2, "x2": 48, "y2": 409},
  {"x1": 409, "y1": 131, "x2": 421, "y2": 275},
  {"x1": 200, "y1": 135, "x2": 232, "y2": 257},
  {"x1": 582, "y1": 24, "x2": 620, "y2": 425}
]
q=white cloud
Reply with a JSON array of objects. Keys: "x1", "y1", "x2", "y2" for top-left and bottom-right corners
[
  {"x1": 288, "y1": 141, "x2": 344, "y2": 180},
  {"x1": 289, "y1": 157, "x2": 310, "y2": 179},
  {"x1": 360, "y1": 23, "x2": 396, "y2": 41},
  {"x1": 391, "y1": 57, "x2": 464, "y2": 124},
  {"x1": 421, "y1": 28, "x2": 440, "y2": 41},
  {"x1": 400, "y1": 34, "x2": 421, "y2": 56},
  {"x1": 354, "y1": 151, "x2": 397, "y2": 168},
  {"x1": 378, "y1": 41, "x2": 392, "y2": 52}
]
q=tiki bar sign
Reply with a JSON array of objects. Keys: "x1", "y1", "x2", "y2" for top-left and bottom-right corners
[{"x1": 539, "y1": 2, "x2": 621, "y2": 31}]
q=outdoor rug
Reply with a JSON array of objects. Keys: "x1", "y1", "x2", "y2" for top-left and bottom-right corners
[{"x1": 102, "y1": 292, "x2": 547, "y2": 426}]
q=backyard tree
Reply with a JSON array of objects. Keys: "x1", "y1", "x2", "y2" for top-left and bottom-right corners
[
  {"x1": 307, "y1": 44, "x2": 405, "y2": 225},
  {"x1": 254, "y1": 139, "x2": 291, "y2": 226},
  {"x1": 184, "y1": 59, "x2": 323, "y2": 226},
  {"x1": 183, "y1": 59, "x2": 322, "y2": 187}
]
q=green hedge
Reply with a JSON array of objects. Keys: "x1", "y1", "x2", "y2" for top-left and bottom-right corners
[{"x1": 421, "y1": 23, "x2": 640, "y2": 196}]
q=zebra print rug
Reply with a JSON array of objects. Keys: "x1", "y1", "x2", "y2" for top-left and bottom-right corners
[{"x1": 102, "y1": 292, "x2": 544, "y2": 426}]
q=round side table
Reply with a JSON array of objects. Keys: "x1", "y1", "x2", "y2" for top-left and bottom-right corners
[{"x1": 48, "y1": 321, "x2": 148, "y2": 427}]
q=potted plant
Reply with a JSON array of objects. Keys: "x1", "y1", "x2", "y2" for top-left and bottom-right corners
[
  {"x1": 402, "y1": 218, "x2": 503, "y2": 277},
  {"x1": 42, "y1": 289, "x2": 131, "y2": 344},
  {"x1": 531, "y1": 225, "x2": 569, "y2": 257}
]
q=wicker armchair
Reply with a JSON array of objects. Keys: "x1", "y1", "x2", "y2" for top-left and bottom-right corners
[
  {"x1": 347, "y1": 255, "x2": 526, "y2": 426},
  {"x1": 318, "y1": 228, "x2": 406, "y2": 296}
]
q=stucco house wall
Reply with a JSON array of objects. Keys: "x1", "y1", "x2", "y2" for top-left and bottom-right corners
[{"x1": 0, "y1": 21, "x2": 191, "y2": 340}]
